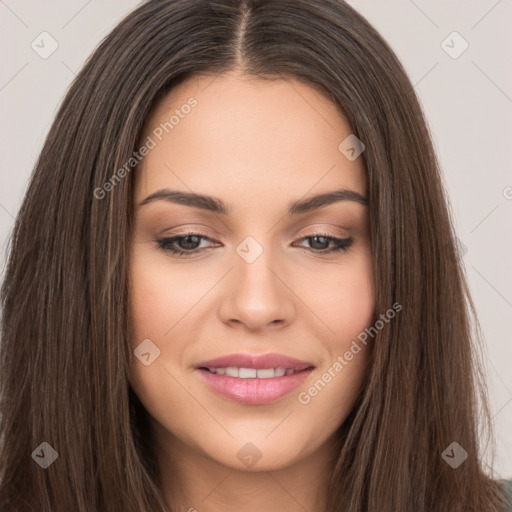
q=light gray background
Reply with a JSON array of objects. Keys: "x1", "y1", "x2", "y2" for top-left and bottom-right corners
[{"x1": 0, "y1": 0, "x2": 511, "y2": 478}]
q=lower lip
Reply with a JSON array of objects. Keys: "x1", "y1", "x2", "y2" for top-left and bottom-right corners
[{"x1": 195, "y1": 368, "x2": 314, "y2": 404}]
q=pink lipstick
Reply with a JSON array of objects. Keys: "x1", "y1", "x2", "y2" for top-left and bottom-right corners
[{"x1": 194, "y1": 352, "x2": 315, "y2": 404}]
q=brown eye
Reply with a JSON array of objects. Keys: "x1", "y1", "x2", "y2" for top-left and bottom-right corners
[
  {"x1": 293, "y1": 234, "x2": 354, "y2": 254},
  {"x1": 156, "y1": 232, "x2": 217, "y2": 258}
]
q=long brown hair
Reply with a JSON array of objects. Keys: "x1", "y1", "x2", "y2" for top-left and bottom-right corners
[{"x1": 0, "y1": 0, "x2": 507, "y2": 510}]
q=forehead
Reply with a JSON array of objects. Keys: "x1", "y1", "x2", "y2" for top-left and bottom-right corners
[{"x1": 134, "y1": 72, "x2": 366, "y2": 207}]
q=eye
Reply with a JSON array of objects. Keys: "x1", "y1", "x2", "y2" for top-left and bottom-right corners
[
  {"x1": 156, "y1": 231, "x2": 354, "y2": 258},
  {"x1": 156, "y1": 232, "x2": 218, "y2": 258},
  {"x1": 292, "y1": 233, "x2": 354, "y2": 254}
]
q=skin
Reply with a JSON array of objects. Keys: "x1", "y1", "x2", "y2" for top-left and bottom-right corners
[{"x1": 128, "y1": 71, "x2": 375, "y2": 512}]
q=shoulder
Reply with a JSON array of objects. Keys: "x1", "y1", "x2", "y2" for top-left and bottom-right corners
[{"x1": 500, "y1": 478, "x2": 512, "y2": 512}]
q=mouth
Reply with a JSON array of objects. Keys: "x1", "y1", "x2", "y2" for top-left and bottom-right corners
[
  {"x1": 198, "y1": 366, "x2": 310, "y2": 377},
  {"x1": 194, "y1": 353, "x2": 315, "y2": 404}
]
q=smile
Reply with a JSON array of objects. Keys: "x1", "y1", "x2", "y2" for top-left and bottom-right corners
[
  {"x1": 202, "y1": 367, "x2": 297, "y2": 378},
  {"x1": 195, "y1": 366, "x2": 314, "y2": 404}
]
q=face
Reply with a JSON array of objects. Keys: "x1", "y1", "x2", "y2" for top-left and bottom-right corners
[{"x1": 128, "y1": 72, "x2": 375, "y2": 473}]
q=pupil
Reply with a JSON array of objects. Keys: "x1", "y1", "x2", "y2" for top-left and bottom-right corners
[
  {"x1": 310, "y1": 236, "x2": 328, "y2": 250},
  {"x1": 181, "y1": 235, "x2": 200, "y2": 250}
]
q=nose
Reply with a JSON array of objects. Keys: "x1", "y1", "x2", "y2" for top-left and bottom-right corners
[{"x1": 217, "y1": 244, "x2": 296, "y2": 332}]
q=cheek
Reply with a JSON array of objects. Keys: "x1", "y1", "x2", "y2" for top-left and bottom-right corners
[
  {"x1": 128, "y1": 252, "x2": 201, "y2": 345},
  {"x1": 129, "y1": 262, "x2": 168, "y2": 343},
  {"x1": 320, "y1": 252, "x2": 375, "y2": 390},
  {"x1": 336, "y1": 266, "x2": 375, "y2": 337},
  {"x1": 297, "y1": 263, "x2": 375, "y2": 431},
  {"x1": 127, "y1": 256, "x2": 192, "y2": 425},
  {"x1": 310, "y1": 252, "x2": 375, "y2": 343}
]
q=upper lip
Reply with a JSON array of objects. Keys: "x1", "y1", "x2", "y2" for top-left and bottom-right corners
[{"x1": 195, "y1": 352, "x2": 315, "y2": 372}]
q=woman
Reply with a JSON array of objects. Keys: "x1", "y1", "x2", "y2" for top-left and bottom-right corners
[{"x1": 0, "y1": 0, "x2": 510, "y2": 510}]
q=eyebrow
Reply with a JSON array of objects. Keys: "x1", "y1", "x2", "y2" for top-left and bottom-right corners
[{"x1": 137, "y1": 188, "x2": 368, "y2": 215}]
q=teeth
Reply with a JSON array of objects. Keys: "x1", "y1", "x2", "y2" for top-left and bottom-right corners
[
  {"x1": 207, "y1": 367, "x2": 296, "y2": 378},
  {"x1": 257, "y1": 368, "x2": 275, "y2": 378},
  {"x1": 226, "y1": 367, "x2": 239, "y2": 377},
  {"x1": 239, "y1": 368, "x2": 257, "y2": 378}
]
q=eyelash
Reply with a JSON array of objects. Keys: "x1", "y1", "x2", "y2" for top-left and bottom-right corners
[{"x1": 156, "y1": 231, "x2": 354, "y2": 258}]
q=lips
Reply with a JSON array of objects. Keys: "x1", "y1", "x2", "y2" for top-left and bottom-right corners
[{"x1": 194, "y1": 352, "x2": 315, "y2": 404}]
